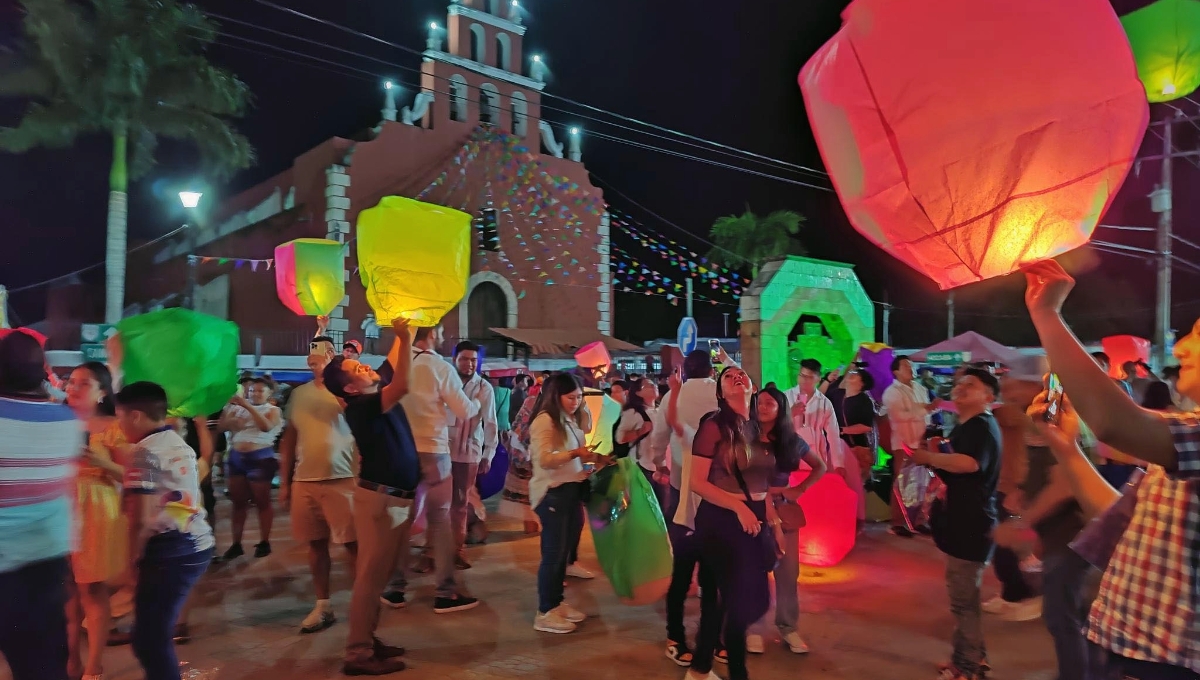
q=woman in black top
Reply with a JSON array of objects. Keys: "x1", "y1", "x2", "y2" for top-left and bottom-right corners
[{"x1": 840, "y1": 369, "x2": 878, "y2": 450}]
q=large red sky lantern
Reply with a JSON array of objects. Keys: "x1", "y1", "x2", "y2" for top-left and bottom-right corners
[
  {"x1": 800, "y1": 0, "x2": 1149, "y2": 289},
  {"x1": 789, "y1": 470, "x2": 858, "y2": 567}
]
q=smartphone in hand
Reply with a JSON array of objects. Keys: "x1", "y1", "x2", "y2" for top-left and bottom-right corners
[{"x1": 1044, "y1": 373, "x2": 1064, "y2": 424}]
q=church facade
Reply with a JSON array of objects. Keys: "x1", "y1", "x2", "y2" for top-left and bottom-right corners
[{"x1": 121, "y1": 0, "x2": 617, "y2": 358}]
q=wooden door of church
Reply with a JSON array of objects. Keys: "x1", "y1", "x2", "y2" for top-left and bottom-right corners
[{"x1": 468, "y1": 282, "x2": 508, "y2": 359}]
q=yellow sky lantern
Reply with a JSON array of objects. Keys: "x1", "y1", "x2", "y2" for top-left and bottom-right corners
[{"x1": 356, "y1": 197, "x2": 472, "y2": 326}]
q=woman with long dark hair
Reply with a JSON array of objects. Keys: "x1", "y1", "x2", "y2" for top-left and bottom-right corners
[
  {"x1": 527, "y1": 373, "x2": 603, "y2": 634},
  {"x1": 615, "y1": 376, "x2": 661, "y2": 489},
  {"x1": 745, "y1": 386, "x2": 826, "y2": 655},
  {"x1": 64, "y1": 361, "x2": 126, "y2": 680},
  {"x1": 686, "y1": 366, "x2": 776, "y2": 680}
]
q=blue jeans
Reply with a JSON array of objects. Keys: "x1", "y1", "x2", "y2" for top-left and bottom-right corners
[
  {"x1": 534, "y1": 482, "x2": 585, "y2": 614},
  {"x1": 1042, "y1": 550, "x2": 1097, "y2": 680},
  {"x1": 0, "y1": 557, "x2": 69, "y2": 680},
  {"x1": 946, "y1": 556, "x2": 987, "y2": 676},
  {"x1": 132, "y1": 547, "x2": 213, "y2": 680},
  {"x1": 1088, "y1": 643, "x2": 1200, "y2": 680}
]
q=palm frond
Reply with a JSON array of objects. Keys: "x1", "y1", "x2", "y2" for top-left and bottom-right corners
[
  {"x1": 138, "y1": 106, "x2": 254, "y2": 179},
  {"x1": 0, "y1": 100, "x2": 90, "y2": 151},
  {"x1": 20, "y1": 0, "x2": 95, "y2": 95}
]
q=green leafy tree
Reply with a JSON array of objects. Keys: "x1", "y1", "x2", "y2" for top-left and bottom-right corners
[
  {"x1": 707, "y1": 207, "x2": 806, "y2": 278},
  {"x1": 0, "y1": 0, "x2": 254, "y2": 322}
]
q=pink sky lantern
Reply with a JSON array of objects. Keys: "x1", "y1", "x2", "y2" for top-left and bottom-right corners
[
  {"x1": 274, "y1": 239, "x2": 345, "y2": 316},
  {"x1": 575, "y1": 341, "x2": 612, "y2": 373},
  {"x1": 1102, "y1": 335, "x2": 1151, "y2": 378},
  {"x1": 0, "y1": 327, "x2": 47, "y2": 347},
  {"x1": 800, "y1": 0, "x2": 1148, "y2": 289},
  {"x1": 789, "y1": 470, "x2": 858, "y2": 567}
]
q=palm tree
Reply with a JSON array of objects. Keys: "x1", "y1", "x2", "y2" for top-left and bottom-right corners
[
  {"x1": 0, "y1": 0, "x2": 254, "y2": 323},
  {"x1": 707, "y1": 207, "x2": 806, "y2": 278}
]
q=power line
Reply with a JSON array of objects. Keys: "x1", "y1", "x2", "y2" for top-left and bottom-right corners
[
  {"x1": 8, "y1": 225, "x2": 191, "y2": 294},
  {"x1": 247, "y1": 0, "x2": 831, "y2": 180},
  {"x1": 205, "y1": 28, "x2": 831, "y2": 192}
]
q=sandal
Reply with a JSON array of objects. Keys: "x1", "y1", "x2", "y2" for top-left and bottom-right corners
[
  {"x1": 714, "y1": 647, "x2": 728, "y2": 664},
  {"x1": 665, "y1": 640, "x2": 693, "y2": 667}
]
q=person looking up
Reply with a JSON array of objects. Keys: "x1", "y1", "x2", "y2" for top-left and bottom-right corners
[{"x1": 218, "y1": 375, "x2": 283, "y2": 560}]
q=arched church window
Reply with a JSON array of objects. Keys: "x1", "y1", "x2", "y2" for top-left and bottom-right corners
[
  {"x1": 469, "y1": 23, "x2": 486, "y2": 63},
  {"x1": 449, "y1": 75, "x2": 468, "y2": 122},
  {"x1": 479, "y1": 83, "x2": 500, "y2": 125},
  {"x1": 495, "y1": 33, "x2": 512, "y2": 71},
  {"x1": 511, "y1": 91, "x2": 528, "y2": 137}
]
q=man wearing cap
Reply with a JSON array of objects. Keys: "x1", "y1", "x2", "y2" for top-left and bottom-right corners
[
  {"x1": 344, "y1": 340, "x2": 364, "y2": 361},
  {"x1": 322, "y1": 319, "x2": 418, "y2": 675},
  {"x1": 279, "y1": 335, "x2": 360, "y2": 635}
]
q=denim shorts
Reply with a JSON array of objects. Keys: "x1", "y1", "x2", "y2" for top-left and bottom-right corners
[{"x1": 226, "y1": 447, "x2": 279, "y2": 482}]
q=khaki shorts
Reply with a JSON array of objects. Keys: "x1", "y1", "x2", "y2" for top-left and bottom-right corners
[{"x1": 291, "y1": 478, "x2": 358, "y2": 544}]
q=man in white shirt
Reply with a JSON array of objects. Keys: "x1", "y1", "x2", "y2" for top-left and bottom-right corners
[
  {"x1": 382, "y1": 325, "x2": 480, "y2": 614},
  {"x1": 445, "y1": 341, "x2": 497, "y2": 569},
  {"x1": 785, "y1": 359, "x2": 844, "y2": 473},
  {"x1": 881, "y1": 355, "x2": 940, "y2": 536},
  {"x1": 280, "y1": 336, "x2": 359, "y2": 634}
]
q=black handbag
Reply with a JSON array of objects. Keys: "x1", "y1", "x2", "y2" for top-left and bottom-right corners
[{"x1": 730, "y1": 442, "x2": 780, "y2": 572}]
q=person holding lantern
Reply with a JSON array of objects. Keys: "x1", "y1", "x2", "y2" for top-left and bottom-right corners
[
  {"x1": 1023, "y1": 260, "x2": 1200, "y2": 679},
  {"x1": 322, "y1": 317, "x2": 416, "y2": 676},
  {"x1": 278, "y1": 334, "x2": 360, "y2": 635}
]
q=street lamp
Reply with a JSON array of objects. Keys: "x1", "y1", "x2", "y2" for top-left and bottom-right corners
[{"x1": 179, "y1": 191, "x2": 203, "y2": 209}]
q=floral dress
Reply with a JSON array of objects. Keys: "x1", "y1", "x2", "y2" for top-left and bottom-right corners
[
  {"x1": 73, "y1": 421, "x2": 128, "y2": 584},
  {"x1": 500, "y1": 394, "x2": 540, "y2": 522}
]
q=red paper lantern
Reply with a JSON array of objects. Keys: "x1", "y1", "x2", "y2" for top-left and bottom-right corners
[
  {"x1": 0, "y1": 327, "x2": 47, "y2": 347},
  {"x1": 800, "y1": 0, "x2": 1148, "y2": 289},
  {"x1": 789, "y1": 470, "x2": 858, "y2": 567},
  {"x1": 1101, "y1": 335, "x2": 1151, "y2": 378}
]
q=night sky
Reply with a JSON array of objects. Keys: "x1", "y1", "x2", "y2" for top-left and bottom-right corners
[{"x1": 1, "y1": 0, "x2": 1194, "y2": 348}]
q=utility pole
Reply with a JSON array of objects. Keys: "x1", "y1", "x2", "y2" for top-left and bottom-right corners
[
  {"x1": 882, "y1": 290, "x2": 892, "y2": 346},
  {"x1": 685, "y1": 278, "x2": 694, "y2": 317},
  {"x1": 947, "y1": 291, "x2": 955, "y2": 340},
  {"x1": 1152, "y1": 110, "x2": 1175, "y2": 369}
]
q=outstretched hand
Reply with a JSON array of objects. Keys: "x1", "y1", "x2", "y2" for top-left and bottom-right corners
[
  {"x1": 392, "y1": 317, "x2": 412, "y2": 344},
  {"x1": 1023, "y1": 260, "x2": 1075, "y2": 318}
]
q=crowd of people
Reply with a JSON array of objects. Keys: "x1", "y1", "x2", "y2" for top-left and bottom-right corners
[{"x1": 2, "y1": 259, "x2": 1199, "y2": 680}]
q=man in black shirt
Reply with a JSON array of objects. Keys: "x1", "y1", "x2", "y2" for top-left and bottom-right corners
[
  {"x1": 323, "y1": 318, "x2": 417, "y2": 676},
  {"x1": 911, "y1": 367, "x2": 1001, "y2": 680}
]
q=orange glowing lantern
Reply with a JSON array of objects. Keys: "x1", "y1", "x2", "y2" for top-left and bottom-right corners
[
  {"x1": 800, "y1": 0, "x2": 1149, "y2": 289},
  {"x1": 1102, "y1": 335, "x2": 1151, "y2": 378},
  {"x1": 575, "y1": 341, "x2": 612, "y2": 373},
  {"x1": 789, "y1": 470, "x2": 857, "y2": 567}
]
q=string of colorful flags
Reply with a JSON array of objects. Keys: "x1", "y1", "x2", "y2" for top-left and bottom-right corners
[
  {"x1": 187, "y1": 255, "x2": 273, "y2": 271},
  {"x1": 608, "y1": 207, "x2": 751, "y2": 289}
]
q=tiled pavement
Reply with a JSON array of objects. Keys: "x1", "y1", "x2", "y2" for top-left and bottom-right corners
[{"x1": 3, "y1": 501, "x2": 1056, "y2": 679}]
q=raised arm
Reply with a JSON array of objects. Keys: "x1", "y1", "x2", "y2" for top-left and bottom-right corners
[
  {"x1": 381, "y1": 318, "x2": 412, "y2": 413},
  {"x1": 1025, "y1": 261, "x2": 1176, "y2": 468}
]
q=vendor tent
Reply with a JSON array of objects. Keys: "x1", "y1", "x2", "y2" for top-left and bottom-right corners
[{"x1": 910, "y1": 331, "x2": 1022, "y2": 366}]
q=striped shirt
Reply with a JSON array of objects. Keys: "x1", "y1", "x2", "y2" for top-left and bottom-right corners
[
  {"x1": 0, "y1": 396, "x2": 81, "y2": 572},
  {"x1": 1086, "y1": 411, "x2": 1200, "y2": 671}
]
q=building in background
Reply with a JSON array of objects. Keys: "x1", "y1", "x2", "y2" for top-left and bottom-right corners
[{"x1": 46, "y1": 0, "x2": 630, "y2": 362}]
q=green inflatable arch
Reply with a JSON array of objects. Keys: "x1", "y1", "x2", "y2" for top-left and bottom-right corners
[{"x1": 739, "y1": 256, "x2": 876, "y2": 390}]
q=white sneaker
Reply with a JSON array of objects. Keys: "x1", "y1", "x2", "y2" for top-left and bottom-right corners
[
  {"x1": 746, "y1": 634, "x2": 765, "y2": 654},
  {"x1": 534, "y1": 610, "x2": 577, "y2": 634},
  {"x1": 998, "y1": 595, "x2": 1043, "y2": 622},
  {"x1": 782, "y1": 631, "x2": 810, "y2": 654},
  {"x1": 981, "y1": 596, "x2": 1009, "y2": 615},
  {"x1": 300, "y1": 601, "x2": 335, "y2": 634},
  {"x1": 1020, "y1": 554, "x2": 1044, "y2": 573},
  {"x1": 565, "y1": 564, "x2": 595, "y2": 579},
  {"x1": 552, "y1": 603, "x2": 586, "y2": 623}
]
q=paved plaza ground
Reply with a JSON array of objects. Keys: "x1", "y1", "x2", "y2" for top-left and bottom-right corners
[{"x1": 2, "y1": 500, "x2": 1058, "y2": 680}]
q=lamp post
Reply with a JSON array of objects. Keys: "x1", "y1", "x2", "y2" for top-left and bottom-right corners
[
  {"x1": 181, "y1": 191, "x2": 203, "y2": 310},
  {"x1": 382, "y1": 80, "x2": 397, "y2": 122}
]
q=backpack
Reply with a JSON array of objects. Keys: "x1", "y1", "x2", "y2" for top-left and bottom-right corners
[{"x1": 611, "y1": 405, "x2": 650, "y2": 459}]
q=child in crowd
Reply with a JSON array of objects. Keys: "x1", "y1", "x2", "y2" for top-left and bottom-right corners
[{"x1": 117, "y1": 382, "x2": 215, "y2": 680}]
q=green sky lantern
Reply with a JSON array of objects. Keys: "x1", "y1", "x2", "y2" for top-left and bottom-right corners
[{"x1": 1122, "y1": 0, "x2": 1200, "y2": 102}]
